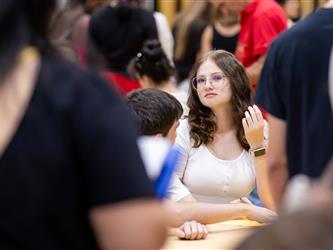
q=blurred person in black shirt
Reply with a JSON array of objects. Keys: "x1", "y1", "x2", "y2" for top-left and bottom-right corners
[
  {"x1": 0, "y1": 0, "x2": 167, "y2": 249},
  {"x1": 255, "y1": 0, "x2": 333, "y2": 209}
]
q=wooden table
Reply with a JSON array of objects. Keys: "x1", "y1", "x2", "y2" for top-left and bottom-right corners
[{"x1": 162, "y1": 220, "x2": 263, "y2": 249}]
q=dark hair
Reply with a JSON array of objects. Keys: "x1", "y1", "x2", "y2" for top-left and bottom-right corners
[
  {"x1": 188, "y1": 50, "x2": 252, "y2": 149},
  {"x1": 0, "y1": 0, "x2": 55, "y2": 78},
  {"x1": 126, "y1": 88, "x2": 183, "y2": 136},
  {"x1": 128, "y1": 40, "x2": 175, "y2": 85},
  {"x1": 275, "y1": 0, "x2": 287, "y2": 6},
  {"x1": 88, "y1": 5, "x2": 158, "y2": 74}
]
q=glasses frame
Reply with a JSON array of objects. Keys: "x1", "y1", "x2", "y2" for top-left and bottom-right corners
[{"x1": 192, "y1": 72, "x2": 227, "y2": 90}]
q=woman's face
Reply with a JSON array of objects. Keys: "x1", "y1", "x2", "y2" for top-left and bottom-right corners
[{"x1": 194, "y1": 59, "x2": 232, "y2": 109}]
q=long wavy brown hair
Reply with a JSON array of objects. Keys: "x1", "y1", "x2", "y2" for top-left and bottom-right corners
[{"x1": 187, "y1": 50, "x2": 252, "y2": 149}]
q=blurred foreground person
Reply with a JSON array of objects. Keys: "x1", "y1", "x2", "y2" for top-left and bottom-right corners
[
  {"x1": 255, "y1": 0, "x2": 333, "y2": 209},
  {"x1": 0, "y1": 0, "x2": 166, "y2": 249},
  {"x1": 237, "y1": 159, "x2": 333, "y2": 249}
]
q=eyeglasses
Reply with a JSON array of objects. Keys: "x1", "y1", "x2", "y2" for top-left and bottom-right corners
[{"x1": 192, "y1": 72, "x2": 227, "y2": 90}]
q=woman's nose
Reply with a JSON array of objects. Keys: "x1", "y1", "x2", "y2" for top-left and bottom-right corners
[{"x1": 204, "y1": 78, "x2": 214, "y2": 89}]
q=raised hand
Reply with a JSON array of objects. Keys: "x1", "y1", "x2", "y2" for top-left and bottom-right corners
[{"x1": 242, "y1": 105, "x2": 265, "y2": 149}]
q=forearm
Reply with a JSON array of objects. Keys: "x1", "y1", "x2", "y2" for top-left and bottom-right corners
[
  {"x1": 253, "y1": 154, "x2": 275, "y2": 210},
  {"x1": 165, "y1": 201, "x2": 249, "y2": 226},
  {"x1": 266, "y1": 114, "x2": 288, "y2": 211},
  {"x1": 90, "y1": 199, "x2": 167, "y2": 249},
  {"x1": 267, "y1": 156, "x2": 288, "y2": 211}
]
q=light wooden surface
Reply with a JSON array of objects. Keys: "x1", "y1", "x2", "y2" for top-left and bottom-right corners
[{"x1": 162, "y1": 220, "x2": 263, "y2": 249}]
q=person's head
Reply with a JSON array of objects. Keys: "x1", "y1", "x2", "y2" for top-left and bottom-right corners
[
  {"x1": 128, "y1": 40, "x2": 175, "y2": 88},
  {"x1": 0, "y1": 0, "x2": 56, "y2": 78},
  {"x1": 126, "y1": 88, "x2": 183, "y2": 143},
  {"x1": 88, "y1": 4, "x2": 157, "y2": 74},
  {"x1": 276, "y1": 0, "x2": 300, "y2": 22},
  {"x1": 188, "y1": 50, "x2": 252, "y2": 148},
  {"x1": 210, "y1": 0, "x2": 251, "y2": 15},
  {"x1": 215, "y1": 10, "x2": 239, "y2": 27},
  {"x1": 213, "y1": 3, "x2": 240, "y2": 27}
]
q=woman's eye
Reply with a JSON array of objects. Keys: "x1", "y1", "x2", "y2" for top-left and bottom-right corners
[
  {"x1": 212, "y1": 75, "x2": 223, "y2": 81},
  {"x1": 197, "y1": 78, "x2": 206, "y2": 84}
]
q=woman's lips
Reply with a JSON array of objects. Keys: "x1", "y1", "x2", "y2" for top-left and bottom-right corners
[{"x1": 204, "y1": 93, "x2": 217, "y2": 98}]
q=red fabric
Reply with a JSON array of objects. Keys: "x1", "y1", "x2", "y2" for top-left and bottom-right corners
[
  {"x1": 258, "y1": 105, "x2": 268, "y2": 120},
  {"x1": 235, "y1": 0, "x2": 287, "y2": 68},
  {"x1": 103, "y1": 72, "x2": 140, "y2": 96}
]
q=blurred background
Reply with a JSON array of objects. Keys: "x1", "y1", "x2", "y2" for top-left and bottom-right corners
[{"x1": 151, "y1": 0, "x2": 326, "y2": 26}]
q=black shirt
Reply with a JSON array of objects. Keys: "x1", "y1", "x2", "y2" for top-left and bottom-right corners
[
  {"x1": 212, "y1": 25, "x2": 238, "y2": 54},
  {"x1": 255, "y1": 8, "x2": 333, "y2": 178},
  {"x1": 0, "y1": 55, "x2": 155, "y2": 249}
]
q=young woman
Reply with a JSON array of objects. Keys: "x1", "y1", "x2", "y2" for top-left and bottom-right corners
[{"x1": 167, "y1": 50, "x2": 275, "y2": 223}]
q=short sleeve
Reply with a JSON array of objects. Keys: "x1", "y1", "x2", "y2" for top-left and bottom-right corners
[
  {"x1": 166, "y1": 174, "x2": 191, "y2": 201},
  {"x1": 174, "y1": 119, "x2": 192, "y2": 180},
  {"x1": 255, "y1": 40, "x2": 287, "y2": 120},
  {"x1": 252, "y1": 13, "x2": 286, "y2": 57},
  {"x1": 72, "y1": 72, "x2": 155, "y2": 207}
]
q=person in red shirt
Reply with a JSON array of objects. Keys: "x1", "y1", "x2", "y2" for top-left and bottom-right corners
[{"x1": 210, "y1": 0, "x2": 287, "y2": 90}]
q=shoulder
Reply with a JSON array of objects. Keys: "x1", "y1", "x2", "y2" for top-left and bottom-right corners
[
  {"x1": 136, "y1": 8, "x2": 155, "y2": 21},
  {"x1": 73, "y1": 14, "x2": 90, "y2": 33},
  {"x1": 176, "y1": 119, "x2": 193, "y2": 151},
  {"x1": 153, "y1": 12, "x2": 173, "y2": 37},
  {"x1": 38, "y1": 55, "x2": 121, "y2": 110},
  {"x1": 178, "y1": 119, "x2": 190, "y2": 134},
  {"x1": 171, "y1": 90, "x2": 187, "y2": 103},
  {"x1": 202, "y1": 25, "x2": 213, "y2": 38},
  {"x1": 41, "y1": 55, "x2": 108, "y2": 90},
  {"x1": 268, "y1": 11, "x2": 323, "y2": 58},
  {"x1": 248, "y1": 0, "x2": 286, "y2": 29},
  {"x1": 177, "y1": 119, "x2": 191, "y2": 141},
  {"x1": 153, "y1": 11, "x2": 167, "y2": 23},
  {"x1": 90, "y1": 6, "x2": 112, "y2": 24},
  {"x1": 253, "y1": 0, "x2": 286, "y2": 18}
]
